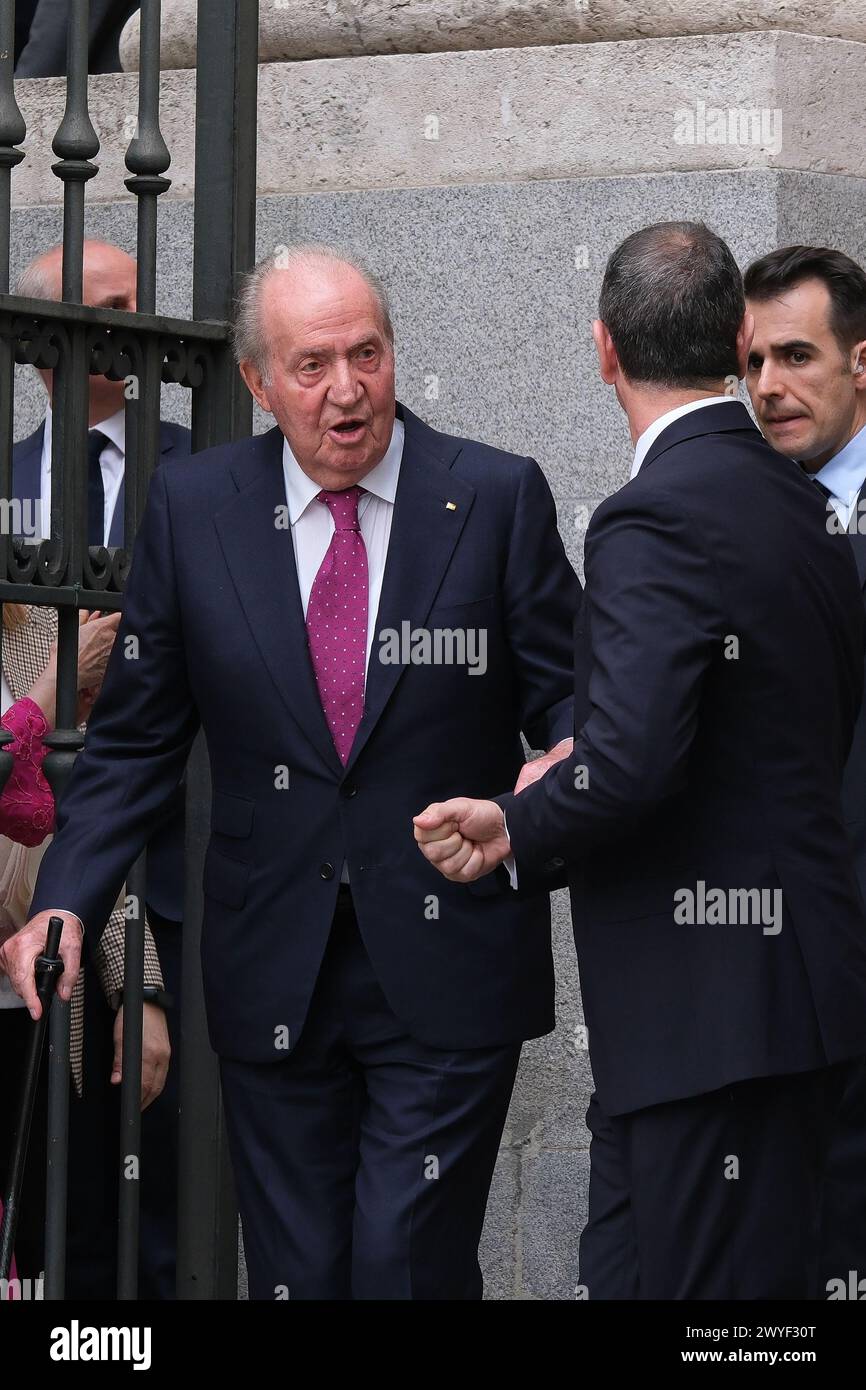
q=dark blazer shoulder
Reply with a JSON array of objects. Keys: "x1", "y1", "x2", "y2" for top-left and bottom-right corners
[
  {"x1": 12, "y1": 422, "x2": 45, "y2": 456},
  {"x1": 399, "y1": 402, "x2": 543, "y2": 498},
  {"x1": 600, "y1": 403, "x2": 807, "y2": 519},
  {"x1": 159, "y1": 423, "x2": 280, "y2": 490},
  {"x1": 159, "y1": 420, "x2": 192, "y2": 457}
]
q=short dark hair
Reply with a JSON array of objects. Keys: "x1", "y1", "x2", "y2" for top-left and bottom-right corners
[
  {"x1": 598, "y1": 221, "x2": 744, "y2": 388},
  {"x1": 744, "y1": 245, "x2": 866, "y2": 354}
]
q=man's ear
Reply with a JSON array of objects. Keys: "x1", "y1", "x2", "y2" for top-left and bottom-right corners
[
  {"x1": 592, "y1": 319, "x2": 618, "y2": 385},
  {"x1": 852, "y1": 339, "x2": 866, "y2": 390},
  {"x1": 735, "y1": 310, "x2": 755, "y2": 381},
  {"x1": 239, "y1": 359, "x2": 272, "y2": 414}
]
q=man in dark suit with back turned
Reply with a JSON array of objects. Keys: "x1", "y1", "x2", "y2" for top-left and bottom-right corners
[
  {"x1": 416, "y1": 221, "x2": 866, "y2": 1299},
  {"x1": 4, "y1": 244, "x2": 580, "y2": 1299},
  {"x1": 745, "y1": 244, "x2": 866, "y2": 1298}
]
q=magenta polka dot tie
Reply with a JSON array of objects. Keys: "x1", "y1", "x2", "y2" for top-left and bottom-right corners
[{"x1": 305, "y1": 485, "x2": 369, "y2": 764}]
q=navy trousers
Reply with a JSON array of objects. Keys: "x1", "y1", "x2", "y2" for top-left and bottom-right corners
[
  {"x1": 818, "y1": 1057, "x2": 866, "y2": 1293},
  {"x1": 580, "y1": 1062, "x2": 856, "y2": 1300},
  {"x1": 220, "y1": 888, "x2": 521, "y2": 1301},
  {"x1": 65, "y1": 910, "x2": 181, "y2": 1299}
]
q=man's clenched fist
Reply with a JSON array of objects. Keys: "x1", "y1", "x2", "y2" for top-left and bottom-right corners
[{"x1": 413, "y1": 798, "x2": 511, "y2": 882}]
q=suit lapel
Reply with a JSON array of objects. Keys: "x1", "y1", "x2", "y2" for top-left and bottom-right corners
[
  {"x1": 108, "y1": 474, "x2": 125, "y2": 547},
  {"x1": 213, "y1": 426, "x2": 344, "y2": 776},
  {"x1": 108, "y1": 422, "x2": 182, "y2": 547},
  {"x1": 847, "y1": 485, "x2": 866, "y2": 588},
  {"x1": 345, "y1": 407, "x2": 475, "y2": 772},
  {"x1": 158, "y1": 423, "x2": 184, "y2": 462}
]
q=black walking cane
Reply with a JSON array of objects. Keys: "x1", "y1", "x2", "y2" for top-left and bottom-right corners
[{"x1": 0, "y1": 915, "x2": 66, "y2": 1281}]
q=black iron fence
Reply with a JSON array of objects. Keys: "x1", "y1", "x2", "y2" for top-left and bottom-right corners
[{"x1": 0, "y1": 0, "x2": 258, "y2": 1299}]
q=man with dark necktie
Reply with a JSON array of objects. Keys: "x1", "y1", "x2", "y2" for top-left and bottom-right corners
[
  {"x1": 8, "y1": 240, "x2": 189, "y2": 1297},
  {"x1": 6, "y1": 243, "x2": 580, "y2": 1298},
  {"x1": 745, "y1": 244, "x2": 866, "y2": 1298}
]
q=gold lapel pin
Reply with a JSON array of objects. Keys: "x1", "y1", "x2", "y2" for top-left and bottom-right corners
[{"x1": 445, "y1": 501, "x2": 457, "y2": 511}]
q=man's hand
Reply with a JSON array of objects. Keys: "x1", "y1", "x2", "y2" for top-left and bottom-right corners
[
  {"x1": 413, "y1": 798, "x2": 511, "y2": 882},
  {"x1": 514, "y1": 737, "x2": 574, "y2": 794},
  {"x1": 112, "y1": 1002, "x2": 170, "y2": 1111},
  {"x1": 0, "y1": 910, "x2": 83, "y2": 1018}
]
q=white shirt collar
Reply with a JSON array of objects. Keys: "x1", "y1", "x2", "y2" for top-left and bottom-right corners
[
  {"x1": 631, "y1": 396, "x2": 739, "y2": 479},
  {"x1": 43, "y1": 402, "x2": 126, "y2": 470},
  {"x1": 281, "y1": 416, "x2": 405, "y2": 525}
]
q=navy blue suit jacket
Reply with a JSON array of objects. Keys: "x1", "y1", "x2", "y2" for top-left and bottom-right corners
[
  {"x1": 500, "y1": 402, "x2": 866, "y2": 1115},
  {"x1": 30, "y1": 404, "x2": 580, "y2": 1057},
  {"x1": 12, "y1": 417, "x2": 191, "y2": 923}
]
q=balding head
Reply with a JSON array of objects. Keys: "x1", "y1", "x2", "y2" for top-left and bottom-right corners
[
  {"x1": 235, "y1": 244, "x2": 396, "y2": 491},
  {"x1": 233, "y1": 244, "x2": 393, "y2": 382},
  {"x1": 18, "y1": 239, "x2": 137, "y2": 312},
  {"x1": 17, "y1": 240, "x2": 138, "y2": 425}
]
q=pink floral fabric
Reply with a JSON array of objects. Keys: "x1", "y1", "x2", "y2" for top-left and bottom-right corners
[{"x1": 0, "y1": 696, "x2": 54, "y2": 848}]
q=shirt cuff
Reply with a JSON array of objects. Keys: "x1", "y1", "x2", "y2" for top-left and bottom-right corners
[
  {"x1": 53, "y1": 911, "x2": 84, "y2": 935},
  {"x1": 503, "y1": 812, "x2": 517, "y2": 890}
]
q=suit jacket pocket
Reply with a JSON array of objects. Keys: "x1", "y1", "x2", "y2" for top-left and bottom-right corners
[
  {"x1": 203, "y1": 845, "x2": 250, "y2": 909},
  {"x1": 466, "y1": 864, "x2": 516, "y2": 898},
  {"x1": 426, "y1": 593, "x2": 496, "y2": 621},
  {"x1": 210, "y1": 790, "x2": 255, "y2": 839}
]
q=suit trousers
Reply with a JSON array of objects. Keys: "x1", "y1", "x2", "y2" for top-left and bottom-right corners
[
  {"x1": 65, "y1": 909, "x2": 182, "y2": 1299},
  {"x1": 818, "y1": 1056, "x2": 866, "y2": 1292},
  {"x1": 219, "y1": 888, "x2": 521, "y2": 1300},
  {"x1": 579, "y1": 1061, "x2": 857, "y2": 1300}
]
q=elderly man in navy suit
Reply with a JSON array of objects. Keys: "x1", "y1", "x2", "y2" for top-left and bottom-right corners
[
  {"x1": 8, "y1": 240, "x2": 189, "y2": 1298},
  {"x1": 5, "y1": 244, "x2": 580, "y2": 1299}
]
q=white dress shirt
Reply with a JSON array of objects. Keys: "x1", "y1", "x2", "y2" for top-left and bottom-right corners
[{"x1": 41, "y1": 402, "x2": 126, "y2": 544}]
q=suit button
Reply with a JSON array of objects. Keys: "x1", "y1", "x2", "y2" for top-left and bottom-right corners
[
  {"x1": 319, "y1": 862, "x2": 335, "y2": 880},
  {"x1": 340, "y1": 782, "x2": 358, "y2": 799},
  {"x1": 547, "y1": 857, "x2": 566, "y2": 870}
]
